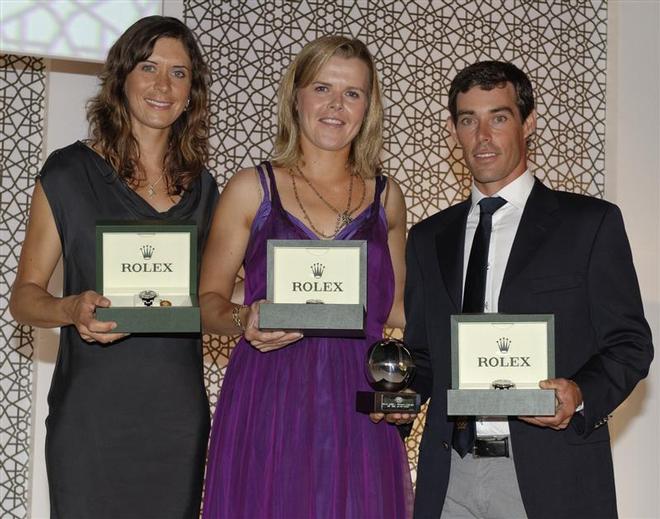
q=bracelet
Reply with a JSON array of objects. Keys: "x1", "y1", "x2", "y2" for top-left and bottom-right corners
[{"x1": 232, "y1": 304, "x2": 248, "y2": 331}]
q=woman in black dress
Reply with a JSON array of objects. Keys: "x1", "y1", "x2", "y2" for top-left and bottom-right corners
[{"x1": 10, "y1": 16, "x2": 217, "y2": 519}]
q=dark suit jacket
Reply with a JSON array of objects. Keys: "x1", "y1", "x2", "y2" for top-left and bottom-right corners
[{"x1": 404, "y1": 179, "x2": 653, "y2": 519}]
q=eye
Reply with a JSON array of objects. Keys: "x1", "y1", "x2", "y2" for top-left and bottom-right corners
[
  {"x1": 172, "y1": 69, "x2": 187, "y2": 79},
  {"x1": 459, "y1": 116, "x2": 475, "y2": 127},
  {"x1": 493, "y1": 114, "x2": 508, "y2": 124},
  {"x1": 140, "y1": 63, "x2": 156, "y2": 73},
  {"x1": 345, "y1": 90, "x2": 361, "y2": 99},
  {"x1": 314, "y1": 85, "x2": 328, "y2": 93}
]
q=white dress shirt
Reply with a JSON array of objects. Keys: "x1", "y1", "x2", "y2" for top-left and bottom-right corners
[{"x1": 462, "y1": 170, "x2": 535, "y2": 437}]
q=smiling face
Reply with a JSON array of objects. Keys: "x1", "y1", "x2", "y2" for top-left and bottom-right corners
[
  {"x1": 447, "y1": 82, "x2": 536, "y2": 196},
  {"x1": 295, "y1": 56, "x2": 370, "y2": 155},
  {"x1": 124, "y1": 37, "x2": 192, "y2": 137}
]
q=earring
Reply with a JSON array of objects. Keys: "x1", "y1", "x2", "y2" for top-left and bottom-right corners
[{"x1": 185, "y1": 98, "x2": 190, "y2": 111}]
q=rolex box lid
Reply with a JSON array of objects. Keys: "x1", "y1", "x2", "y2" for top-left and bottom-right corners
[
  {"x1": 94, "y1": 220, "x2": 199, "y2": 333},
  {"x1": 259, "y1": 239, "x2": 367, "y2": 337}
]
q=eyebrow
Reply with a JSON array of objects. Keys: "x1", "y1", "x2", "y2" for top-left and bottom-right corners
[
  {"x1": 312, "y1": 80, "x2": 367, "y2": 93},
  {"x1": 457, "y1": 106, "x2": 515, "y2": 116},
  {"x1": 142, "y1": 59, "x2": 190, "y2": 70}
]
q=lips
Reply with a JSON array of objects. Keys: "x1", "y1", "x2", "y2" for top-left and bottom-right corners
[
  {"x1": 145, "y1": 98, "x2": 174, "y2": 110},
  {"x1": 319, "y1": 117, "x2": 345, "y2": 126},
  {"x1": 473, "y1": 149, "x2": 498, "y2": 159}
]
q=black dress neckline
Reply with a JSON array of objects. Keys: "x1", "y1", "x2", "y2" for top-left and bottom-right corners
[{"x1": 74, "y1": 140, "x2": 201, "y2": 220}]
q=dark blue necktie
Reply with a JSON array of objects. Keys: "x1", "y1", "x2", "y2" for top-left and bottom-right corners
[
  {"x1": 453, "y1": 196, "x2": 507, "y2": 457},
  {"x1": 462, "y1": 196, "x2": 507, "y2": 314}
]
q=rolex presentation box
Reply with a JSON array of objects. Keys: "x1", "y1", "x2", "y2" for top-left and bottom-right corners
[
  {"x1": 259, "y1": 240, "x2": 367, "y2": 337},
  {"x1": 95, "y1": 221, "x2": 199, "y2": 333},
  {"x1": 447, "y1": 314, "x2": 556, "y2": 416}
]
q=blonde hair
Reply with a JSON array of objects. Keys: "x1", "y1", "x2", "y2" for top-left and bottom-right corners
[{"x1": 271, "y1": 35, "x2": 384, "y2": 178}]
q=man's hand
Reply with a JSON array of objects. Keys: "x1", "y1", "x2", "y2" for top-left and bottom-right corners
[{"x1": 519, "y1": 378, "x2": 583, "y2": 430}]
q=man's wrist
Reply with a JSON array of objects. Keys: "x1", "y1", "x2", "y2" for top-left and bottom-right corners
[{"x1": 568, "y1": 379, "x2": 583, "y2": 411}]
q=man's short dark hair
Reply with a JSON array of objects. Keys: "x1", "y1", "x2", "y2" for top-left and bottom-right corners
[{"x1": 448, "y1": 61, "x2": 535, "y2": 123}]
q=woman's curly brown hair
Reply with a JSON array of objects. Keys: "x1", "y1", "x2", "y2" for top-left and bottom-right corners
[{"x1": 87, "y1": 16, "x2": 210, "y2": 194}]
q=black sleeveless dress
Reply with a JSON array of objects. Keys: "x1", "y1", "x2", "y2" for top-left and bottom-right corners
[{"x1": 39, "y1": 141, "x2": 218, "y2": 519}]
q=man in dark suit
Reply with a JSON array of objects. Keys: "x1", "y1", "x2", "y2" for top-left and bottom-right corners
[{"x1": 404, "y1": 61, "x2": 653, "y2": 518}]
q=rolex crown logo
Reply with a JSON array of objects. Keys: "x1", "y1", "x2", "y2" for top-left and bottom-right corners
[
  {"x1": 310, "y1": 262, "x2": 325, "y2": 279},
  {"x1": 140, "y1": 245, "x2": 155, "y2": 260},
  {"x1": 496, "y1": 337, "x2": 511, "y2": 354}
]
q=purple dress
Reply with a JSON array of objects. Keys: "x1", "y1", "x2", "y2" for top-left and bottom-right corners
[{"x1": 203, "y1": 162, "x2": 413, "y2": 519}]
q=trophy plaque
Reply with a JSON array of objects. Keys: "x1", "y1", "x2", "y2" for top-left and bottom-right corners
[
  {"x1": 447, "y1": 314, "x2": 556, "y2": 416},
  {"x1": 259, "y1": 240, "x2": 367, "y2": 337},
  {"x1": 356, "y1": 339, "x2": 421, "y2": 414}
]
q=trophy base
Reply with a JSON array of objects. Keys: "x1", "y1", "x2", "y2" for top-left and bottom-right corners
[{"x1": 356, "y1": 391, "x2": 421, "y2": 414}]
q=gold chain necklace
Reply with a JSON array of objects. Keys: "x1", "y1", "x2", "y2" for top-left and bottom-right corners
[{"x1": 289, "y1": 164, "x2": 366, "y2": 239}]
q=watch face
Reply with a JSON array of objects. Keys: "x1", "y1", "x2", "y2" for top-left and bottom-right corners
[
  {"x1": 138, "y1": 290, "x2": 158, "y2": 306},
  {"x1": 491, "y1": 379, "x2": 516, "y2": 390}
]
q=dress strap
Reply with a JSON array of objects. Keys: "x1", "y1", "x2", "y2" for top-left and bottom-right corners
[
  {"x1": 372, "y1": 175, "x2": 387, "y2": 209},
  {"x1": 255, "y1": 162, "x2": 271, "y2": 202},
  {"x1": 262, "y1": 161, "x2": 284, "y2": 209}
]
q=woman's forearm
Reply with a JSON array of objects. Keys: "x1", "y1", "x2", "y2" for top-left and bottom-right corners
[
  {"x1": 10, "y1": 282, "x2": 75, "y2": 328},
  {"x1": 200, "y1": 291, "x2": 245, "y2": 336}
]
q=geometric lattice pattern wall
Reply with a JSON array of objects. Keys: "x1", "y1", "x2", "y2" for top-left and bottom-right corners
[
  {"x1": 185, "y1": 0, "x2": 607, "y2": 485},
  {"x1": 0, "y1": 54, "x2": 45, "y2": 519}
]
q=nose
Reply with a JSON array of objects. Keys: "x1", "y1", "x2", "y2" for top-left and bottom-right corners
[
  {"x1": 477, "y1": 122, "x2": 491, "y2": 142},
  {"x1": 328, "y1": 93, "x2": 343, "y2": 111},
  {"x1": 154, "y1": 71, "x2": 171, "y2": 92}
]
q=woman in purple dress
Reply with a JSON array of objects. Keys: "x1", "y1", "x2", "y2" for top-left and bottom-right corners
[{"x1": 200, "y1": 36, "x2": 412, "y2": 518}]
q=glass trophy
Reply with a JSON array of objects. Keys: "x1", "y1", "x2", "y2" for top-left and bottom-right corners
[{"x1": 356, "y1": 338, "x2": 421, "y2": 414}]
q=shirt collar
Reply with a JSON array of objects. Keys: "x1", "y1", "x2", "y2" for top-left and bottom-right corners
[{"x1": 469, "y1": 170, "x2": 535, "y2": 213}]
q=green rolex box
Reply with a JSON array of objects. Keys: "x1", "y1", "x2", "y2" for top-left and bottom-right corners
[
  {"x1": 259, "y1": 239, "x2": 367, "y2": 337},
  {"x1": 95, "y1": 221, "x2": 199, "y2": 333},
  {"x1": 447, "y1": 314, "x2": 556, "y2": 416}
]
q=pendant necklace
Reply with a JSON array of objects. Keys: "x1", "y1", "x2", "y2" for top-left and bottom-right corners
[
  {"x1": 147, "y1": 172, "x2": 166, "y2": 197},
  {"x1": 289, "y1": 164, "x2": 366, "y2": 239}
]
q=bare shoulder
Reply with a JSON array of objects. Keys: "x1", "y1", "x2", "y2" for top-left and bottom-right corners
[
  {"x1": 225, "y1": 166, "x2": 260, "y2": 188},
  {"x1": 215, "y1": 167, "x2": 264, "y2": 225},
  {"x1": 384, "y1": 176, "x2": 405, "y2": 205},
  {"x1": 220, "y1": 167, "x2": 264, "y2": 200},
  {"x1": 383, "y1": 176, "x2": 406, "y2": 227}
]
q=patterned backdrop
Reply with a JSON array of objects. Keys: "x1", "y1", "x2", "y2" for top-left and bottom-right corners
[
  {"x1": 0, "y1": 54, "x2": 45, "y2": 519},
  {"x1": 184, "y1": 0, "x2": 608, "y2": 484}
]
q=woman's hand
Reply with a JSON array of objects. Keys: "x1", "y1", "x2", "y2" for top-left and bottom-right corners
[
  {"x1": 67, "y1": 290, "x2": 128, "y2": 344},
  {"x1": 243, "y1": 300, "x2": 303, "y2": 352}
]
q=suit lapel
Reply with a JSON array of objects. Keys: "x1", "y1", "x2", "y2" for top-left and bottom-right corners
[
  {"x1": 501, "y1": 179, "x2": 560, "y2": 292},
  {"x1": 435, "y1": 201, "x2": 470, "y2": 312}
]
